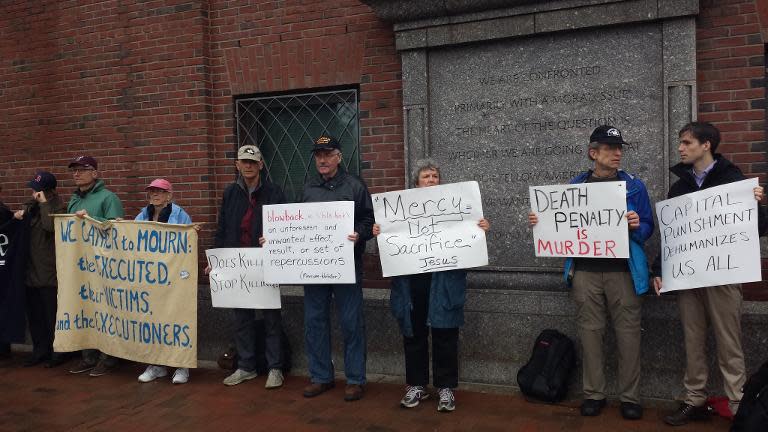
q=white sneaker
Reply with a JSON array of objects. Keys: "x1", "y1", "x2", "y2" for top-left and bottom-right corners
[
  {"x1": 265, "y1": 369, "x2": 284, "y2": 389},
  {"x1": 223, "y1": 368, "x2": 258, "y2": 386},
  {"x1": 172, "y1": 368, "x2": 189, "y2": 384},
  {"x1": 138, "y1": 365, "x2": 168, "y2": 383}
]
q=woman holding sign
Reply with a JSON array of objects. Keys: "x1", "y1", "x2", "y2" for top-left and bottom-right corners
[
  {"x1": 134, "y1": 179, "x2": 193, "y2": 384},
  {"x1": 372, "y1": 159, "x2": 490, "y2": 412}
]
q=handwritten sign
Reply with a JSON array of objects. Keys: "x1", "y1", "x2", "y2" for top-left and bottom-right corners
[
  {"x1": 205, "y1": 248, "x2": 281, "y2": 309},
  {"x1": 373, "y1": 181, "x2": 488, "y2": 277},
  {"x1": 262, "y1": 201, "x2": 355, "y2": 284},
  {"x1": 54, "y1": 216, "x2": 198, "y2": 368},
  {"x1": 530, "y1": 182, "x2": 629, "y2": 258},
  {"x1": 656, "y1": 178, "x2": 761, "y2": 292}
]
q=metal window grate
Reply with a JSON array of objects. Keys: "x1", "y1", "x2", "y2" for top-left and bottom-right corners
[{"x1": 235, "y1": 89, "x2": 360, "y2": 202}]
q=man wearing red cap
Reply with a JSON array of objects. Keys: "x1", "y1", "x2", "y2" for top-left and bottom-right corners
[{"x1": 65, "y1": 155, "x2": 124, "y2": 376}]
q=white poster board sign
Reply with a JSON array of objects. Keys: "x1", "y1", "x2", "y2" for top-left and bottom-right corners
[
  {"x1": 529, "y1": 182, "x2": 629, "y2": 258},
  {"x1": 205, "y1": 248, "x2": 281, "y2": 309},
  {"x1": 262, "y1": 201, "x2": 356, "y2": 284},
  {"x1": 656, "y1": 178, "x2": 761, "y2": 292},
  {"x1": 373, "y1": 181, "x2": 488, "y2": 277}
]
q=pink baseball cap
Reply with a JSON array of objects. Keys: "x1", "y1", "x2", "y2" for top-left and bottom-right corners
[{"x1": 146, "y1": 178, "x2": 172, "y2": 192}]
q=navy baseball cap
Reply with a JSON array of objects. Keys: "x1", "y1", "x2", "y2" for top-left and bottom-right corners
[
  {"x1": 589, "y1": 125, "x2": 627, "y2": 146},
  {"x1": 311, "y1": 135, "x2": 341, "y2": 152},
  {"x1": 28, "y1": 171, "x2": 57, "y2": 191}
]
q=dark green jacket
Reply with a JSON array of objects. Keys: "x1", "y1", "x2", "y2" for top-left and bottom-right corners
[
  {"x1": 67, "y1": 180, "x2": 124, "y2": 221},
  {"x1": 25, "y1": 194, "x2": 67, "y2": 288}
]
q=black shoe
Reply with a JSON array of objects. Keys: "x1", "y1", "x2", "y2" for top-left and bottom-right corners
[
  {"x1": 620, "y1": 402, "x2": 643, "y2": 420},
  {"x1": 580, "y1": 398, "x2": 607, "y2": 416},
  {"x1": 23, "y1": 355, "x2": 48, "y2": 367},
  {"x1": 45, "y1": 354, "x2": 70, "y2": 369},
  {"x1": 663, "y1": 403, "x2": 710, "y2": 426}
]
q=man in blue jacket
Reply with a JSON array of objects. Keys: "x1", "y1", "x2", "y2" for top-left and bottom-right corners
[{"x1": 529, "y1": 125, "x2": 653, "y2": 420}]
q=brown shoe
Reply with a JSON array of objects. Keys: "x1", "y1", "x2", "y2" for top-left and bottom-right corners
[
  {"x1": 344, "y1": 384, "x2": 364, "y2": 401},
  {"x1": 303, "y1": 381, "x2": 335, "y2": 398}
]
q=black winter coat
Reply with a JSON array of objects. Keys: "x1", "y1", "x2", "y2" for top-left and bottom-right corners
[{"x1": 214, "y1": 176, "x2": 287, "y2": 248}]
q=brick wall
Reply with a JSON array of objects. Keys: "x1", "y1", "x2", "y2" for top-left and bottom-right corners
[
  {"x1": 697, "y1": 0, "x2": 768, "y2": 299},
  {"x1": 1, "y1": 0, "x2": 767, "y2": 293}
]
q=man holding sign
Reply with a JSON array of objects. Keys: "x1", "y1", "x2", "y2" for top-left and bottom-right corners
[
  {"x1": 300, "y1": 135, "x2": 374, "y2": 402},
  {"x1": 210, "y1": 145, "x2": 287, "y2": 389},
  {"x1": 653, "y1": 122, "x2": 767, "y2": 426},
  {"x1": 529, "y1": 126, "x2": 653, "y2": 420}
]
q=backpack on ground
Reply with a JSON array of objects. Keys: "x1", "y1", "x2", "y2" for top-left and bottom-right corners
[
  {"x1": 731, "y1": 360, "x2": 768, "y2": 432},
  {"x1": 517, "y1": 329, "x2": 576, "y2": 403}
]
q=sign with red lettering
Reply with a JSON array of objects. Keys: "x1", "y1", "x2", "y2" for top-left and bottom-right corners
[
  {"x1": 262, "y1": 201, "x2": 355, "y2": 284},
  {"x1": 656, "y1": 178, "x2": 761, "y2": 292},
  {"x1": 529, "y1": 182, "x2": 629, "y2": 258},
  {"x1": 373, "y1": 181, "x2": 488, "y2": 277}
]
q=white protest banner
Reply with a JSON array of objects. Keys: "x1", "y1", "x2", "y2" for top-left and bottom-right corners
[
  {"x1": 656, "y1": 178, "x2": 761, "y2": 292},
  {"x1": 529, "y1": 182, "x2": 629, "y2": 258},
  {"x1": 263, "y1": 201, "x2": 355, "y2": 284},
  {"x1": 373, "y1": 181, "x2": 488, "y2": 277},
  {"x1": 205, "y1": 248, "x2": 281, "y2": 309},
  {"x1": 54, "y1": 216, "x2": 198, "y2": 368}
]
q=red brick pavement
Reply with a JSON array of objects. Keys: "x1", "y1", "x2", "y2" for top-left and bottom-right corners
[{"x1": 0, "y1": 355, "x2": 732, "y2": 432}]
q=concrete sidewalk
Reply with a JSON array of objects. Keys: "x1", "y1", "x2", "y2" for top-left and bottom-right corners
[{"x1": 0, "y1": 354, "x2": 732, "y2": 432}]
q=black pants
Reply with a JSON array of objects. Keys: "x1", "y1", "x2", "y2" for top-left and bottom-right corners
[
  {"x1": 233, "y1": 308, "x2": 283, "y2": 372},
  {"x1": 403, "y1": 283, "x2": 459, "y2": 389},
  {"x1": 25, "y1": 286, "x2": 57, "y2": 361}
]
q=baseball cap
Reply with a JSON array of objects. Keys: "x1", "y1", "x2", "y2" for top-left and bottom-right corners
[
  {"x1": 311, "y1": 135, "x2": 341, "y2": 152},
  {"x1": 237, "y1": 145, "x2": 263, "y2": 162},
  {"x1": 589, "y1": 125, "x2": 627, "y2": 146},
  {"x1": 145, "y1": 178, "x2": 172, "y2": 192},
  {"x1": 28, "y1": 171, "x2": 57, "y2": 192},
  {"x1": 68, "y1": 155, "x2": 98, "y2": 170}
]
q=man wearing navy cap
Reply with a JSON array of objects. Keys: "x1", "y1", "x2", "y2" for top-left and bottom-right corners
[
  {"x1": 65, "y1": 156, "x2": 124, "y2": 376},
  {"x1": 300, "y1": 135, "x2": 374, "y2": 401},
  {"x1": 529, "y1": 125, "x2": 653, "y2": 420},
  {"x1": 13, "y1": 171, "x2": 67, "y2": 367}
]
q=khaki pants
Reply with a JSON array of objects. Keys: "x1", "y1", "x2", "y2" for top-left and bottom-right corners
[
  {"x1": 677, "y1": 284, "x2": 745, "y2": 413},
  {"x1": 572, "y1": 270, "x2": 642, "y2": 403}
]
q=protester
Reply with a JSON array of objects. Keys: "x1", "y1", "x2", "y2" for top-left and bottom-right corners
[
  {"x1": 653, "y1": 122, "x2": 767, "y2": 426},
  {"x1": 13, "y1": 172, "x2": 68, "y2": 368},
  {"x1": 528, "y1": 125, "x2": 653, "y2": 420},
  {"x1": 0, "y1": 187, "x2": 13, "y2": 360},
  {"x1": 300, "y1": 135, "x2": 374, "y2": 401},
  {"x1": 372, "y1": 159, "x2": 489, "y2": 412},
  {"x1": 134, "y1": 179, "x2": 193, "y2": 384},
  {"x1": 209, "y1": 145, "x2": 288, "y2": 389},
  {"x1": 65, "y1": 155, "x2": 125, "y2": 377}
]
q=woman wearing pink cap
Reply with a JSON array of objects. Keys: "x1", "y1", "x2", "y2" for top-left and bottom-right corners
[{"x1": 135, "y1": 178, "x2": 193, "y2": 384}]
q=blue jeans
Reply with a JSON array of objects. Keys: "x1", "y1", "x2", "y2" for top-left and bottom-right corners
[{"x1": 303, "y1": 283, "x2": 366, "y2": 385}]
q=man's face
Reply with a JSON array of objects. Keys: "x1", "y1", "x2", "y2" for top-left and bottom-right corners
[
  {"x1": 314, "y1": 150, "x2": 341, "y2": 178},
  {"x1": 235, "y1": 159, "x2": 263, "y2": 181},
  {"x1": 589, "y1": 143, "x2": 623, "y2": 171},
  {"x1": 678, "y1": 131, "x2": 710, "y2": 165},
  {"x1": 70, "y1": 165, "x2": 98, "y2": 188}
]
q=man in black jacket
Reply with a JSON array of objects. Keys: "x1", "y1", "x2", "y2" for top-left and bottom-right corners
[
  {"x1": 211, "y1": 145, "x2": 287, "y2": 389},
  {"x1": 0, "y1": 187, "x2": 13, "y2": 360},
  {"x1": 300, "y1": 135, "x2": 374, "y2": 402},
  {"x1": 653, "y1": 122, "x2": 766, "y2": 426}
]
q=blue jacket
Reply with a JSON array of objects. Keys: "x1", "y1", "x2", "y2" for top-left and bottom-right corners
[
  {"x1": 135, "y1": 203, "x2": 192, "y2": 224},
  {"x1": 390, "y1": 270, "x2": 467, "y2": 337},
  {"x1": 562, "y1": 170, "x2": 654, "y2": 295}
]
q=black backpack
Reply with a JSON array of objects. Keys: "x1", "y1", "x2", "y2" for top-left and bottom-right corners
[
  {"x1": 517, "y1": 329, "x2": 576, "y2": 403},
  {"x1": 731, "y1": 360, "x2": 768, "y2": 432}
]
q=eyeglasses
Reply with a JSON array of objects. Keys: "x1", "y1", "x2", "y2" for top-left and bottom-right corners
[{"x1": 69, "y1": 168, "x2": 95, "y2": 173}]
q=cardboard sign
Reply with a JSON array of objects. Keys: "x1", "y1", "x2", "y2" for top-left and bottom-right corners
[
  {"x1": 530, "y1": 182, "x2": 629, "y2": 258},
  {"x1": 373, "y1": 181, "x2": 488, "y2": 277},
  {"x1": 657, "y1": 178, "x2": 761, "y2": 292},
  {"x1": 206, "y1": 248, "x2": 281, "y2": 309},
  {"x1": 262, "y1": 201, "x2": 356, "y2": 284},
  {"x1": 54, "y1": 216, "x2": 198, "y2": 368}
]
